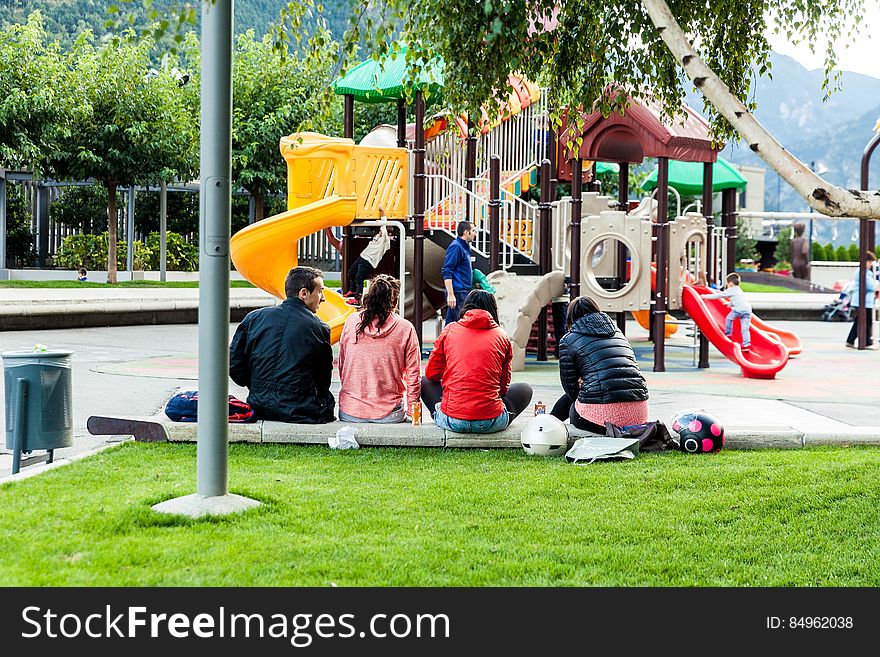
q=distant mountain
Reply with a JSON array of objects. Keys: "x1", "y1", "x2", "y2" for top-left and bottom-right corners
[
  {"x1": 0, "y1": 1, "x2": 352, "y2": 47},
  {"x1": 687, "y1": 52, "x2": 880, "y2": 218}
]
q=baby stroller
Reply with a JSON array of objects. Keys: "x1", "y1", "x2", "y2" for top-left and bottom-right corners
[{"x1": 822, "y1": 282, "x2": 854, "y2": 322}]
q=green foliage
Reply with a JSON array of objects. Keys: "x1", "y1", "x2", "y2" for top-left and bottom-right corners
[
  {"x1": 0, "y1": 13, "x2": 71, "y2": 170},
  {"x1": 735, "y1": 217, "x2": 759, "y2": 263},
  {"x1": 811, "y1": 241, "x2": 825, "y2": 261},
  {"x1": 3, "y1": 182, "x2": 36, "y2": 267},
  {"x1": 144, "y1": 232, "x2": 198, "y2": 272},
  {"x1": 133, "y1": 189, "x2": 200, "y2": 236},
  {"x1": 55, "y1": 232, "x2": 150, "y2": 271},
  {"x1": 773, "y1": 225, "x2": 792, "y2": 265},
  {"x1": 835, "y1": 245, "x2": 848, "y2": 261},
  {"x1": 52, "y1": 185, "x2": 119, "y2": 234},
  {"x1": 823, "y1": 243, "x2": 837, "y2": 261},
  {"x1": 848, "y1": 243, "x2": 860, "y2": 262}
]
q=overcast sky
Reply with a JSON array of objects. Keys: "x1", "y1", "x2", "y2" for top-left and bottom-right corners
[{"x1": 766, "y1": 2, "x2": 880, "y2": 79}]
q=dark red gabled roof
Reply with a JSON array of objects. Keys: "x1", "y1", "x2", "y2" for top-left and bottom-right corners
[{"x1": 557, "y1": 94, "x2": 721, "y2": 180}]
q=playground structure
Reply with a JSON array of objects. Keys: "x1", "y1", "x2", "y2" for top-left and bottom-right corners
[{"x1": 229, "y1": 51, "x2": 801, "y2": 379}]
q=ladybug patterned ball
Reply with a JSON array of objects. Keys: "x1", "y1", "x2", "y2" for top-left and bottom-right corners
[{"x1": 670, "y1": 409, "x2": 724, "y2": 454}]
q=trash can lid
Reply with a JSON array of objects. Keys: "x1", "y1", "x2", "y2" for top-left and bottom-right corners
[{"x1": 2, "y1": 350, "x2": 74, "y2": 360}]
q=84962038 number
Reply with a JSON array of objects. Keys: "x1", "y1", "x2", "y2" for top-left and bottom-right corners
[{"x1": 789, "y1": 617, "x2": 853, "y2": 629}]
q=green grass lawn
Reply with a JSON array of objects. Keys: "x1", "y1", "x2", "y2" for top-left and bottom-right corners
[
  {"x1": 1, "y1": 443, "x2": 878, "y2": 586},
  {"x1": 740, "y1": 282, "x2": 804, "y2": 293}
]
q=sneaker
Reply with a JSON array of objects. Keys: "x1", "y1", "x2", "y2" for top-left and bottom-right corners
[
  {"x1": 742, "y1": 346, "x2": 750, "y2": 353},
  {"x1": 342, "y1": 291, "x2": 355, "y2": 298},
  {"x1": 845, "y1": 342, "x2": 856, "y2": 349},
  {"x1": 345, "y1": 297, "x2": 361, "y2": 306}
]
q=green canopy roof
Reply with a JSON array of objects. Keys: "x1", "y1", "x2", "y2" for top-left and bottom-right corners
[
  {"x1": 642, "y1": 157, "x2": 747, "y2": 195},
  {"x1": 595, "y1": 161, "x2": 619, "y2": 175},
  {"x1": 332, "y1": 45, "x2": 445, "y2": 104}
]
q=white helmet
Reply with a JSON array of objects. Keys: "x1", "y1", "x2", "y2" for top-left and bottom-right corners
[{"x1": 520, "y1": 414, "x2": 569, "y2": 456}]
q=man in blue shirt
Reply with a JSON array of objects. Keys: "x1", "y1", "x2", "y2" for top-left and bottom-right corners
[{"x1": 442, "y1": 220, "x2": 476, "y2": 325}]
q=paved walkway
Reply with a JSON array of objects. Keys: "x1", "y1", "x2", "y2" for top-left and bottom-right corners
[{"x1": 0, "y1": 287, "x2": 874, "y2": 480}]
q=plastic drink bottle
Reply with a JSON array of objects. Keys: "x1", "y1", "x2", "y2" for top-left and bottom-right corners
[
  {"x1": 534, "y1": 400, "x2": 546, "y2": 415},
  {"x1": 412, "y1": 401, "x2": 422, "y2": 426}
]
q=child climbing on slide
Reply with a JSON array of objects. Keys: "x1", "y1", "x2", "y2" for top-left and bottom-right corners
[{"x1": 702, "y1": 272, "x2": 752, "y2": 352}]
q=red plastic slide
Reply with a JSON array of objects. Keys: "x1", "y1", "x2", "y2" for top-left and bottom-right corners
[{"x1": 681, "y1": 285, "x2": 790, "y2": 379}]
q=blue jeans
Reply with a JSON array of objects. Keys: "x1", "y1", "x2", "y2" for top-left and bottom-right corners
[
  {"x1": 433, "y1": 403, "x2": 510, "y2": 433},
  {"x1": 444, "y1": 289, "x2": 470, "y2": 325},
  {"x1": 725, "y1": 310, "x2": 751, "y2": 347}
]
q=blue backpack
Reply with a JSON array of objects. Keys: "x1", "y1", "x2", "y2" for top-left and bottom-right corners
[{"x1": 164, "y1": 390, "x2": 257, "y2": 423}]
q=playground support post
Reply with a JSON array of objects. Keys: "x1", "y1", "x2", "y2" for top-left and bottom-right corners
[
  {"x1": 699, "y1": 162, "x2": 713, "y2": 368},
  {"x1": 616, "y1": 163, "x2": 630, "y2": 334},
  {"x1": 196, "y1": 0, "x2": 233, "y2": 499},
  {"x1": 489, "y1": 155, "x2": 501, "y2": 272},
  {"x1": 160, "y1": 180, "x2": 167, "y2": 282},
  {"x1": 36, "y1": 184, "x2": 48, "y2": 268},
  {"x1": 465, "y1": 120, "x2": 477, "y2": 223},
  {"x1": 570, "y1": 158, "x2": 583, "y2": 300},
  {"x1": 722, "y1": 188, "x2": 737, "y2": 275},
  {"x1": 653, "y1": 157, "x2": 669, "y2": 373},
  {"x1": 342, "y1": 93, "x2": 355, "y2": 295},
  {"x1": 413, "y1": 90, "x2": 426, "y2": 349},
  {"x1": 538, "y1": 159, "x2": 552, "y2": 361},
  {"x1": 396, "y1": 98, "x2": 406, "y2": 149},
  {"x1": 547, "y1": 106, "x2": 557, "y2": 200}
]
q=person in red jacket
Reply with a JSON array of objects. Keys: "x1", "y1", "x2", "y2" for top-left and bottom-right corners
[{"x1": 421, "y1": 289, "x2": 533, "y2": 433}]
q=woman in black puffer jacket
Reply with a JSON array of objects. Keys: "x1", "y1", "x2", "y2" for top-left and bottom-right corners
[{"x1": 550, "y1": 296, "x2": 649, "y2": 433}]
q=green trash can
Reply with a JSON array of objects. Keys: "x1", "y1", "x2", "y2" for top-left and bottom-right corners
[{"x1": 3, "y1": 350, "x2": 73, "y2": 473}]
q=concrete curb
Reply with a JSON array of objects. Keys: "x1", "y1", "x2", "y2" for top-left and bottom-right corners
[
  {"x1": 0, "y1": 299, "x2": 276, "y2": 330},
  {"x1": 93, "y1": 414, "x2": 880, "y2": 450}
]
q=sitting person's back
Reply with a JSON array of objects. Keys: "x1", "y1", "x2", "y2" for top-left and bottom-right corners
[
  {"x1": 552, "y1": 296, "x2": 649, "y2": 432},
  {"x1": 338, "y1": 274, "x2": 421, "y2": 423},
  {"x1": 229, "y1": 266, "x2": 335, "y2": 423},
  {"x1": 422, "y1": 289, "x2": 532, "y2": 433}
]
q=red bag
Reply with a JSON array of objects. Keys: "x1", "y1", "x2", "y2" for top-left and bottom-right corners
[{"x1": 164, "y1": 390, "x2": 257, "y2": 423}]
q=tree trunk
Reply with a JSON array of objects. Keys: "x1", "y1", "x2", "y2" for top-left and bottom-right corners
[
  {"x1": 642, "y1": 0, "x2": 880, "y2": 219},
  {"x1": 106, "y1": 180, "x2": 118, "y2": 285},
  {"x1": 255, "y1": 192, "x2": 265, "y2": 223}
]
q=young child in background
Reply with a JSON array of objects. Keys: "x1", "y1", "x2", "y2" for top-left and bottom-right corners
[
  {"x1": 702, "y1": 272, "x2": 752, "y2": 352},
  {"x1": 345, "y1": 208, "x2": 391, "y2": 306},
  {"x1": 77, "y1": 267, "x2": 88, "y2": 282}
]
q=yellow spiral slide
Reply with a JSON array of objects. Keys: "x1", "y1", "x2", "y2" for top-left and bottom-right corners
[{"x1": 230, "y1": 132, "x2": 409, "y2": 343}]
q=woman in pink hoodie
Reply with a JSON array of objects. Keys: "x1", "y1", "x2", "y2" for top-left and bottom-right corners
[{"x1": 338, "y1": 274, "x2": 421, "y2": 423}]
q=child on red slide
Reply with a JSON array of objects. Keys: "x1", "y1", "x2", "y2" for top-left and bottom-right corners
[{"x1": 702, "y1": 272, "x2": 752, "y2": 352}]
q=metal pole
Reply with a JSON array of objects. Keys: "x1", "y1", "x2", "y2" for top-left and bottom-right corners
[
  {"x1": 653, "y1": 157, "x2": 669, "y2": 373},
  {"x1": 0, "y1": 175, "x2": 6, "y2": 270},
  {"x1": 570, "y1": 158, "x2": 582, "y2": 300},
  {"x1": 538, "y1": 159, "x2": 551, "y2": 361},
  {"x1": 488, "y1": 155, "x2": 501, "y2": 272},
  {"x1": 159, "y1": 180, "x2": 168, "y2": 282},
  {"x1": 699, "y1": 162, "x2": 713, "y2": 368},
  {"x1": 861, "y1": 132, "x2": 880, "y2": 251},
  {"x1": 11, "y1": 378, "x2": 27, "y2": 475},
  {"x1": 616, "y1": 163, "x2": 630, "y2": 333},
  {"x1": 858, "y1": 220, "x2": 869, "y2": 349},
  {"x1": 197, "y1": 0, "x2": 233, "y2": 498},
  {"x1": 36, "y1": 184, "x2": 49, "y2": 268},
  {"x1": 126, "y1": 186, "x2": 136, "y2": 272},
  {"x1": 343, "y1": 94, "x2": 354, "y2": 139},
  {"x1": 413, "y1": 90, "x2": 426, "y2": 349}
]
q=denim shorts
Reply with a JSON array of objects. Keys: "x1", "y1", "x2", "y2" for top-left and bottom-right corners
[{"x1": 433, "y1": 403, "x2": 509, "y2": 433}]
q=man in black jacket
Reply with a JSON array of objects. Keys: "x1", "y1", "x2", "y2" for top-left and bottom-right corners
[{"x1": 230, "y1": 266, "x2": 335, "y2": 423}]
